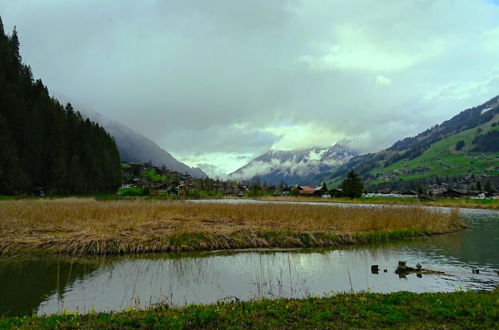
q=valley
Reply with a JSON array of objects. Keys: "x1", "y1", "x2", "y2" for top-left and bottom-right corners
[{"x1": 1, "y1": 4, "x2": 498, "y2": 328}]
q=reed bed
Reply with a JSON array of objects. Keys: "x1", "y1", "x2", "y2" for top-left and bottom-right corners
[
  {"x1": 257, "y1": 196, "x2": 499, "y2": 210},
  {"x1": 0, "y1": 199, "x2": 464, "y2": 255}
]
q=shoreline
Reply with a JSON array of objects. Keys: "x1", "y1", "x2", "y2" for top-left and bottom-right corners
[
  {"x1": 253, "y1": 196, "x2": 499, "y2": 210},
  {"x1": 2, "y1": 194, "x2": 499, "y2": 210},
  {"x1": 0, "y1": 228, "x2": 465, "y2": 256},
  {"x1": 2, "y1": 290, "x2": 497, "y2": 328}
]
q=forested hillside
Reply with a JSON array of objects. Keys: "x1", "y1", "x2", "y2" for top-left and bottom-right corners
[{"x1": 0, "y1": 18, "x2": 122, "y2": 195}]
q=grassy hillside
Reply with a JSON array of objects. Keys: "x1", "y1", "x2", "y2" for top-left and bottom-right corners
[
  {"x1": 323, "y1": 97, "x2": 499, "y2": 191},
  {"x1": 369, "y1": 114, "x2": 499, "y2": 186}
]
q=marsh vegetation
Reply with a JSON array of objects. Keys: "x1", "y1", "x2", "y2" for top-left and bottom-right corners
[
  {"x1": 0, "y1": 199, "x2": 463, "y2": 255},
  {"x1": 257, "y1": 195, "x2": 499, "y2": 210}
]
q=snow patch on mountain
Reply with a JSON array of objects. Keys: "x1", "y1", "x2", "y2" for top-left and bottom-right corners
[{"x1": 228, "y1": 144, "x2": 358, "y2": 185}]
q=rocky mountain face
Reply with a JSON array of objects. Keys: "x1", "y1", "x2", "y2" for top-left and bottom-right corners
[
  {"x1": 228, "y1": 144, "x2": 358, "y2": 185},
  {"x1": 57, "y1": 97, "x2": 207, "y2": 178}
]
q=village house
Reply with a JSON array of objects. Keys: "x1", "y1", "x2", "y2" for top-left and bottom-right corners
[
  {"x1": 438, "y1": 189, "x2": 468, "y2": 198},
  {"x1": 330, "y1": 188, "x2": 343, "y2": 197},
  {"x1": 297, "y1": 185, "x2": 315, "y2": 196},
  {"x1": 314, "y1": 186, "x2": 330, "y2": 197}
]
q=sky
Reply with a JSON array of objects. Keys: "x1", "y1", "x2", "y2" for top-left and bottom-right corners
[{"x1": 1, "y1": 0, "x2": 499, "y2": 177}]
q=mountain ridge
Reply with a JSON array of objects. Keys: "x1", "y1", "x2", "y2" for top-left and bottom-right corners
[
  {"x1": 229, "y1": 144, "x2": 358, "y2": 185},
  {"x1": 319, "y1": 94, "x2": 499, "y2": 191},
  {"x1": 55, "y1": 96, "x2": 207, "y2": 178}
]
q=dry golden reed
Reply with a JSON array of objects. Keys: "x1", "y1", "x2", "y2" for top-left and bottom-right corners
[
  {"x1": 257, "y1": 196, "x2": 499, "y2": 210},
  {"x1": 0, "y1": 199, "x2": 464, "y2": 255}
]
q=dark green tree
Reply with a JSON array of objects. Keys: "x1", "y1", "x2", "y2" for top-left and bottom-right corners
[
  {"x1": 0, "y1": 19, "x2": 121, "y2": 195},
  {"x1": 455, "y1": 140, "x2": 465, "y2": 151},
  {"x1": 340, "y1": 170, "x2": 364, "y2": 199},
  {"x1": 484, "y1": 181, "x2": 492, "y2": 196}
]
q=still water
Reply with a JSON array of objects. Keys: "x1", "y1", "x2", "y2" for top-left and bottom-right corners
[{"x1": 0, "y1": 208, "x2": 497, "y2": 316}]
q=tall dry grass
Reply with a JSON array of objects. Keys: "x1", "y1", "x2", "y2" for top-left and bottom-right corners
[
  {"x1": 257, "y1": 196, "x2": 499, "y2": 210},
  {"x1": 0, "y1": 199, "x2": 464, "y2": 255}
]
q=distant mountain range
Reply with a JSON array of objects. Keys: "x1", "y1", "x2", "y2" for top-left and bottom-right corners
[
  {"x1": 318, "y1": 95, "x2": 499, "y2": 191},
  {"x1": 57, "y1": 97, "x2": 207, "y2": 178},
  {"x1": 228, "y1": 144, "x2": 358, "y2": 185}
]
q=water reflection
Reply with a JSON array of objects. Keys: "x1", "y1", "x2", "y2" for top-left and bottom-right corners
[
  {"x1": 0, "y1": 257, "x2": 102, "y2": 316},
  {"x1": 0, "y1": 209, "x2": 497, "y2": 316}
]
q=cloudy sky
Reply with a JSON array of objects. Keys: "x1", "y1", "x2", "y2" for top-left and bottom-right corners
[{"x1": 1, "y1": 0, "x2": 499, "y2": 177}]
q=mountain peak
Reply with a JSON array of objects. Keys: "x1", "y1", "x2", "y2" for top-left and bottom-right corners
[{"x1": 228, "y1": 143, "x2": 358, "y2": 185}]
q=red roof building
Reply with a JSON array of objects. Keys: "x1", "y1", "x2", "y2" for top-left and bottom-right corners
[{"x1": 297, "y1": 185, "x2": 315, "y2": 196}]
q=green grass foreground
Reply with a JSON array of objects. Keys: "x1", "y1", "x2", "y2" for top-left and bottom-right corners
[{"x1": 1, "y1": 290, "x2": 497, "y2": 329}]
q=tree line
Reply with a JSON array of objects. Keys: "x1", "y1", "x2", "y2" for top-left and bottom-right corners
[{"x1": 0, "y1": 18, "x2": 122, "y2": 195}]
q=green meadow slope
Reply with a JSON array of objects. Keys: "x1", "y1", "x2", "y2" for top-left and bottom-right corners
[
  {"x1": 322, "y1": 95, "x2": 499, "y2": 191},
  {"x1": 369, "y1": 114, "x2": 499, "y2": 186}
]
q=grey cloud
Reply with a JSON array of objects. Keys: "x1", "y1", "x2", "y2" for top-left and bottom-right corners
[
  {"x1": 1, "y1": 0, "x2": 498, "y2": 170},
  {"x1": 159, "y1": 125, "x2": 279, "y2": 155}
]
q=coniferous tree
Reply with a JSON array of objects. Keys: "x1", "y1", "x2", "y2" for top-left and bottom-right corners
[
  {"x1": 0, "y1": 19, "x2": 121, "y2": 195},
  {"x1": 484, "y1": 182, "x2": 492, "y2": 196},
  {"x1": 341, "y1": 170, "x2": 364, "y2": 199}
]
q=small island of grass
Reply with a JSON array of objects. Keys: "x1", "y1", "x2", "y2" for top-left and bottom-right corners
[{"x1": 0, "y1": 199, "x2": 464, "y2": 255}]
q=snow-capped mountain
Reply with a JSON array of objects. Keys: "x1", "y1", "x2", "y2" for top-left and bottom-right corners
[{"x1": 228, "y1": 144, "x2": 358, "y2": 185}]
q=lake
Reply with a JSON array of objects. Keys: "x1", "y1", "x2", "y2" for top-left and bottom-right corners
[{"x1": 0, "y1": 206, "x2": 497, "y2": 316}]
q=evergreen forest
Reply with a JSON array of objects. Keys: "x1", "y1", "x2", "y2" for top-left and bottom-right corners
[{"x1": 0, "y1": 17, "x2": 121, "y2": 195}]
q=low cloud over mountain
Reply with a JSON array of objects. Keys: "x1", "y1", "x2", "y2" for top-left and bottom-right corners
[{"x1": 229, "y1": 144, "x2": 358, "y2": 185}]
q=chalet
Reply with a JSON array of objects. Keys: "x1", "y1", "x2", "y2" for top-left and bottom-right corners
[
  {"x1": 297, "y1": 185, "x2": 315, "y2": 196},
  {"x1": 438, "y1": 189, "x2": 468, "y2": 198},
  {"x1": 167, "y1": 186, "x2": 179, "y2": 197},
  {"x1": 153, "y1": 183, "x2": 171, "y2": 193},
  {"x1": 179, "y1": 183, "x2": 193, "y2": 192},
  {"x1": 330, "y1": 188, "x2": 343, "y2": 197},
  {"x1": 314, "y1": 186, "x2": 329, "y2": 197},
  {"x1": 377, "y1": 188, "x2": 392, "y2": 194}
]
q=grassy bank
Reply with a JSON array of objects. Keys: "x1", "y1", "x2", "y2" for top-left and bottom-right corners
[
  {"x1": 0, "y1": 199, "x2": 464, "y2": 255},
  {"x1": 257, "y1": 196, "x2": 499, "y2": 210},
  {"x1": 1, "y1": 290, "x2": 497, "y2": 329}
]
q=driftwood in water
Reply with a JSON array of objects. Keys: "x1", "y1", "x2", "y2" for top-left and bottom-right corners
[{"x1": 395, "y1": 261, "x2": 448, "y2": 277}]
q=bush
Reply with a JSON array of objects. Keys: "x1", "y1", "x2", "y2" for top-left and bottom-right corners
[{"x1": 118, "y1": 187, "x2": 144, "y2": 196}]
